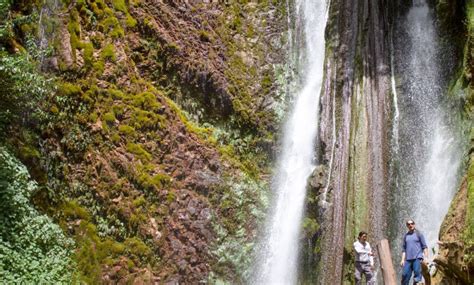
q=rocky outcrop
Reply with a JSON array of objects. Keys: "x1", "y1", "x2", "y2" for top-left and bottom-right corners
[
  {"x1": 433, "y1": 167, "x2": 474, "y2": 284},
  {"x1": 432, "y1": 1, "x2": 474, "y2": 283}
]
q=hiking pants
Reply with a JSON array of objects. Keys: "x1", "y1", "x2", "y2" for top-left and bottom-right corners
[
  {"x1": 355, "y1": 261, "x2": 374, "y2": 285},
  {"x1": 401, "y1": 258, "x2": 422, "y2": 285}
]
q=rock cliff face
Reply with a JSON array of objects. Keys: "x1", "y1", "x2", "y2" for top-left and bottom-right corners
[
  {"x1": 433, "y1": 0, "x2": 474, "y2": 283},
  {"x1": 302, "y1": 0, "x2": 392, "y2": 283},
  {"x1": 303, "y1": 0, "x2": 473, "y2": 283},
  {"x1": 1, "y1": 0, "x2": 287, "y2": 283}
]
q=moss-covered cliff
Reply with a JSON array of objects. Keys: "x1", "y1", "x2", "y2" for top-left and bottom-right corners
[
  {"x1": 0, "y1": 0, "x2": 287, "y2": 283},
  {"x1": 433, "y1": 0, "x2": 474, "y2": 283}
]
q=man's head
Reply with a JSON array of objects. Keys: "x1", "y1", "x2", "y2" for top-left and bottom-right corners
[
  {"x1": 358, "y1": 231, "x2": 368, "y2": 243},
  {"x1": 406, "y1": 219, "x2": 416, "y2": 231}
]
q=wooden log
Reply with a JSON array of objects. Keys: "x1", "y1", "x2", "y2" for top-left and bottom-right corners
[{"x1": 377, "y1": 239, "x2": 397, "y2": 285}]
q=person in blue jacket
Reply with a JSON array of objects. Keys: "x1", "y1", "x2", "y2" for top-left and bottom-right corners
[{"x1": 400, "y1": 219, "x2": 428, "y2": 285}]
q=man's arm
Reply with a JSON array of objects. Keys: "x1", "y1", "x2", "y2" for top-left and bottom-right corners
[
  {"x1": 420, "y1": 234, "x2": 429, "y2": 262},
  {"x1": 400, "y1": 235, "x2": 406, "y2": 266}
]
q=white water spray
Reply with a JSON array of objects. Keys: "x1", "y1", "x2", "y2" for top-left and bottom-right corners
[
  {"x1": 390, "y1": 0, "x2": 462, "y2": 260},
  {"x1": 253, "y1": 1, "x2": 328, "y2": 284}
]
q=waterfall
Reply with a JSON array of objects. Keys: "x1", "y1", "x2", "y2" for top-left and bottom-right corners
[
  {"x1": 389, "y1": 0, "x2": 462, "y2": 262},
  {"x1": 252, "y1": 1, "x2": 328, "y2": 283}
]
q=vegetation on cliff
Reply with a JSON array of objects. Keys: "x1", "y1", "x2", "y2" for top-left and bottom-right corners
[
  {"x1": 0, "y1": 0, "x2": 287, "y2": 283},
  {"x1": 434, "y1": 0, "x2": 474, "y2": 283},
  {"x1": 0, "y1": 147, "x2": 74, "y2": 283}
]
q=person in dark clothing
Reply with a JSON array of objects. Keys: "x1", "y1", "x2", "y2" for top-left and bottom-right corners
[{"x1": 400, "y1": 219, "x2": 428, "y2": 285}]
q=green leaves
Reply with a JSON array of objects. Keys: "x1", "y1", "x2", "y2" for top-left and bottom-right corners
[
  {"x1": 0, "y1": 147, "x2": 74, "y2": 283},
  {"x1": 0, "y1": 0, "x2": 13, "y2": 41},
  {"x1": 0, "y1": 53, "x2": 51, "y2": 133}
]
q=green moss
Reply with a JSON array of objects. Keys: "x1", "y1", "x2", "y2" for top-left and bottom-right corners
[
  {"x1": 56, "y1": 200, "x2": 156, "y2": 282},
  {"x1": 130, "y1": 108, "x2": 164, "y2": 130},
  {"x1": 89, "y1": 112, "x2": 98, "y2": 122},
  {"x1": 132, "y1": 196, "x2": 146, "y2": 208},
  {"x1": 59, "y1": 82, "x2": 82, "y2": 97},
  {"x1": 104, "y1": 17, "x2": 124, "y2": 38},
  {"x1": 74, "y1": 224, "x2": 101, "y2": 283},
  {"x1": 112, "y1": 104, "x2": 125, "y2": 118},
  {"x1": 131, "y1": 91, "x2": 161, "y2": 111},
  {"x1": 67, "y1": 8, "x2": 82, "y2": 61},
  {"x1": 103, "y1": 112, "x2": 116, "y2": 123},
  {"x1": 111, "y1": 0, "x2": 128, "y2": 13},
  {"x1": 261, "y1": 72, "x2": 272, "y2": 93},
  {"x1": 466, "y1": 157, "x2": 474, "y2": 240},
  {"x1": 467, "y1": 1, "x2": 474, "y2": 31},
  {"x1": 100, "y1": 239, "x2": 125, "y2": 256},
  {"x1": 108, "y1": 88, "x2": 126, "y2": 99},
  {"x1": 50, "y1": 105, "x2": 59, "y2": 114},
  {"x1": 118, "y1": 124, "x2": 136, "y2": 137},
  {"x1": 81, "y1": 90, "x2": 95, "y2": 104},
  {"x1": 101, "y1": 43, "x2": 116, "y2": 62},
  {"x1": 111, "y1": 132, "x2": 121, "y2": 143},
  {"x1": 72, "y1": 219, "x2": 130, "y2": 283},
  {"x1": 124, "y1": 237, "x2": 152, "y2": 261},
  {"x1": 60, "y1": 200, "x2": 92, "y2": 221},
  {"x1": 137, "y1": 172, "x2": 171, "y2": 190},
  {"x1": 90, "y1": 1, "x2": 105, "y2": 18},
  {"x1": 151, "y1": 173, "x2": 171, "y2": 187},
  {"x1": 126, "y1": 142, "x2": 151, "y2": 161},
  {"x1": 166, "y1": 190, "x2": 176, "y2": 202},
  {"x1": 166, "y1": 42, "x2": 180, "y2": 52},
  {"x1": 93, "y1": 60, "x2": 105, "y2": 73},
  {"x1": 129, "y1": 213, "x2": 146, "y2": 228},
  {"x1": 83, "y1": 42, "x2": 94, "y2": 67},
  {"x1": 126, "y1": 14, "x2": 137, "y2": 28}
]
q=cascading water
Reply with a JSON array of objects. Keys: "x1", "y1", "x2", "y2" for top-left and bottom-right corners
[
  {"x1": 389, "y1": 0, "x2": 462, "y2": 265},
  {"x1": 252, "y1": 1, "x2": 328, "y2": 283}
]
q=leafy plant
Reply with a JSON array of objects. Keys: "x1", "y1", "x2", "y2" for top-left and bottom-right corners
[
  {"x1": 0, "y1": 53, "x2": 51, "y2": 133},
  {"x1": 0, "y1": 146, "x2": 74, "y2": 283}
]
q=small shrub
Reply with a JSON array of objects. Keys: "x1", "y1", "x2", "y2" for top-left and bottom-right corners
[{"x1": 0, "y1": 53, "x2": 51, "y2": 132}]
